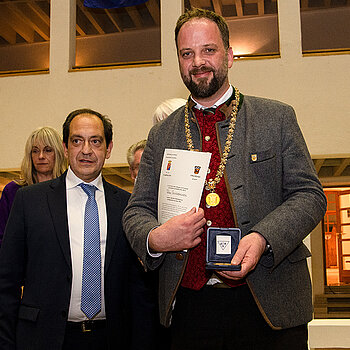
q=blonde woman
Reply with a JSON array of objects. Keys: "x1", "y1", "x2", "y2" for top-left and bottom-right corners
[{"x1": 0, "y1": 127, "x2": 66, "y2": 246}]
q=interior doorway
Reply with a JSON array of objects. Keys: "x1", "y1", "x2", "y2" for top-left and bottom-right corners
[{"x1": 324, "y1": 188, "x2": 350, "y2": 286}]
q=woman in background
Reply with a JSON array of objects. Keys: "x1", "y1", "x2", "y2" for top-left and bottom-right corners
[{"x1": 0, "y1": 127, "x2": 66, "y2": 246}]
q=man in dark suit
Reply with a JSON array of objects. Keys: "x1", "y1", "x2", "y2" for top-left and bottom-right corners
[
  {"x1": 0, "y1": 109, "x2": 158, "y2": 350},
  {"x1": 123, "y1": 8, "x2": 327, "y2": 350}
]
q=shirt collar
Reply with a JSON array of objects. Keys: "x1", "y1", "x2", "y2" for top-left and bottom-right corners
[
  {"x1": 66, "y1": 166, "x2": 103, "y2": 192},
  {"x1": 191, "y1": 85, "x2": 233, "y2": 110}
]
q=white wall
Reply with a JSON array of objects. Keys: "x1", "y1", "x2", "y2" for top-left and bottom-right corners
[{"x1": 0, "y1": 0, "x2": 349, "y2": 169}]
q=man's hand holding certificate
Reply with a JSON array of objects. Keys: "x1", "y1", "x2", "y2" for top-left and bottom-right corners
[
  {"x1": 148, "y1": 149, "x2": 210, "y2": 253},
  {"x1": 147, "y1": 149, "x2": 267, "y2": 278},
  {"x1": 148, "y1": 207, "x2": 206, "y2": 252}
]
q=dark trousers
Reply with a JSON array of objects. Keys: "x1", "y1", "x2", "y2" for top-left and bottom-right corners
[
  {"x1": 62, "y1": 322, "x2": 108, "y2": 350},
  {"x1": 170, "y1": 285, "x2": 308, "y2": 350}
]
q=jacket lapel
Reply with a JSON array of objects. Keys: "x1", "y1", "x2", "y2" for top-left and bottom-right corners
[
  {"x1": 47, "y1": 173, "x2": 72, "y2": 269},
  {"x1": 103, "y1": 179, "x2": 123, "y2": 274}
]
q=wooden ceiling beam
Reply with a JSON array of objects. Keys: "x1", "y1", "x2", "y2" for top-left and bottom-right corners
[
  {"x1": 76, "y1": 24, "x2": 86, "y2": 36},
  {"x1": 212, "y1": 0, "x2": 223, "y2": 16},
  {"x1": 102, "y1": 167, "x2": 132, "y2": 182},
  {"x1": 8, "y1": 3, "x2": 50, "y2": 41},
  {"x1": 314, "y1": 159, "x2": 325, "y2": 174},
  {"x1": 103, "y1": 174, "x2": 133, "y2": 193},
  {"x1": 257, "y1": 0, "x2": 264, "y2": 15},
  {"x1": 0, "y1": 5, "x2": 34, "y2": 43},
  {"x1": 104, "y1": 9, "x2": 122, "y2": 32},
  {"x1": 126, "y1": 7, "x2": 143, "y2": 28},
  {"x1": 0, "y1": 20, "x2": 16, "y2": 44},
  {"x1": 334, "y1": 159, "x2": 350, "y2": 177},
  {"x1": 27, "y1": 2, "x2": 50, "y2": 27},
  {"x1": 112, "y1": 170, "x2": 132, "y2": 182},
  {"x1": 234, "y1": 0, "x2": 243, "y2": 17},
  {"x1": 77, "y1": 0, "x2": 105, "y2": 35},
  {"x1": 145, "y1": 0, "x2": 160, "y2": 26}
]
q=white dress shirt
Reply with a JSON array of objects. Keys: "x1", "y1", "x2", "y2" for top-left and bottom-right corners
[
  {"x1": 66, "y1": 167, "x2": 107, "y2": 321},
  {"x1": 191, "y1": 85, "x2": 233, "y2": 110}
]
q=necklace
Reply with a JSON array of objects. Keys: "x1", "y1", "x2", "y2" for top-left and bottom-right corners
[{"x1": 184, "y1": 88, "x2": 240, "y2": 207}]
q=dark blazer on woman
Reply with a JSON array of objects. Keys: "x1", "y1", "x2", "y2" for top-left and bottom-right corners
[{"x1": 0, "y1": 181, "x2": 21, "y2": 247}]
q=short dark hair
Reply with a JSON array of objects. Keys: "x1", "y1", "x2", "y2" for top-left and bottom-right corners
[
  {"x1": 175, "y1": 8, "x2": 230, "y2": 50},
  {"x1": 63, "y1": 108, "x2": 113, "y2": 147}
]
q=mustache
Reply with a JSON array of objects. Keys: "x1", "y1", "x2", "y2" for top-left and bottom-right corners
[{"x1": 189, "y1": 67, "x2": 213, "y2": 75}]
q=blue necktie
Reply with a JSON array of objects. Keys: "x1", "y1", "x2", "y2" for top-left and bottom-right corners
[{"x1": 79, "y1": 183, "x2": 101, "y2": 319}]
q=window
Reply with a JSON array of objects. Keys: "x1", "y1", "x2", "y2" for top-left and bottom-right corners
[
  {"x1": 300, "y1": 0, "x2": 350, "y2": 54},
  {"x1": 184, "y1": 0, "x2": 280, "y2": 59},
  {"x1": 74, "y1": 0, "x2": 161, "y2": 69},
  {"x1": 0, "y1": 0, "x2": 50, "y2": 74}
]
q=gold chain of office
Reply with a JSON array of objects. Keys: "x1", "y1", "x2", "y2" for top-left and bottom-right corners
[{"x1": 184, "y1": 88, "x2": 240, "y2": 207}]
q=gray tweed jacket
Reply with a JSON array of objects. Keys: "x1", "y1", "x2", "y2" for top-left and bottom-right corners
[{"x1": 123, "y1": 95, "x2": 327, "y2": 329}]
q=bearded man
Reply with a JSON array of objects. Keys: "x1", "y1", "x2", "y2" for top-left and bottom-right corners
[{"x1": 123, "y1": 8, "x2": 326, "y2": 350}]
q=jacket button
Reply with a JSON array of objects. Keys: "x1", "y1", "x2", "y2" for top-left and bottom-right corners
[{"x1": 175, "y1": 253, "x2": 184, "y2": 261}]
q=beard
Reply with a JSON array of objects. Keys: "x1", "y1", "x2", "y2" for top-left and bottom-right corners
[{"x1": 181, "y1": 60, "x2": 228, "y2": 99}]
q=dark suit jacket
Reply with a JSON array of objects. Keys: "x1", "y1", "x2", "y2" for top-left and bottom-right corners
[
  {"x1": 0, "y1": 172, "x2": 158, "y2": 350},
  {"x1": 123, "y1": 95, "x2": 327, "y2": 329},
  {"x1": 0, "y1": 181, "x2": 21, "y2": 247}
]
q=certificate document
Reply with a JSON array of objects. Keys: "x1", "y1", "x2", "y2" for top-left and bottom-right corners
[{"x1": 158, "y1": 149, "x2": 211, "y2": 224}]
